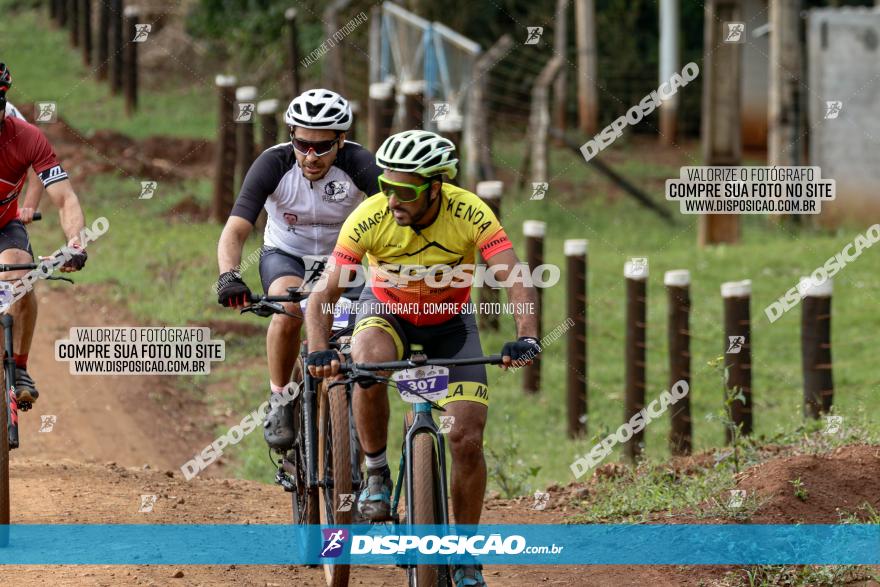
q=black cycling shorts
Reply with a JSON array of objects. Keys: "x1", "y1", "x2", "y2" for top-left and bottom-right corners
[
  {"x1": 258, "y1": 247, "x2": 306, "y2": 292},
  {"x1": 352, "y1": 287, "x2": 489, "y2": 407},
  {"x1": 0, "y1": 220, "x2": 34, "y2": 257}
]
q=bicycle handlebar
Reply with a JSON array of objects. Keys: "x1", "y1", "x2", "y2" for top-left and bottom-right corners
[
  {"x1": 341, "y1": 354, "x2": 504, "y2": 373},
  {"x1": 240, "y1": 288, "x2": 310, "y2": 318}
]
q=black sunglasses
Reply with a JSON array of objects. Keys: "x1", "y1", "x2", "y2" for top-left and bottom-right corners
[{"x1": 290, "y1": 133, "x2": 340, "y2": 157}]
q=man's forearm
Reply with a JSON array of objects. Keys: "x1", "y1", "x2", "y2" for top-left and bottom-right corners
[
  {"x1": 305, "y1": 290, "x2": 335, "y2": 351},
  {"x1": 218, "y1": 237, "x2": 245, "y2": 274},
  {"x1": 59, "y1": 195, "x2": 86, "y2": 244},
  {"x1": 506, "y1": 282, "x2": 539, "y2": 338}
]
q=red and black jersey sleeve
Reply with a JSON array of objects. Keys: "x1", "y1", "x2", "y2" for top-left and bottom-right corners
[{"x1": 27, "y1": 125, "x2": 67, "y2": 187}]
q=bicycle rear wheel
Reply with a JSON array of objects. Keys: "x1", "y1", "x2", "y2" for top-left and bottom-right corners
[
  {"x1": 318, "y1": 382, "x2": 352, "y2": 586},
  {"x1": 410, "y1": 432, "x2": 439, "y2": 586}
]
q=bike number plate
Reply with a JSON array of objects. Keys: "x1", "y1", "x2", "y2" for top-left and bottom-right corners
[
  {"x1": 0, "y1": 281, "x2": 12, "y2": 313},
  {"x1": 392, "y1": 366, "x2": 449, "y2": 403},
  {"x1": 300, "y1": 297, "x2": 352, "y2": 331}
]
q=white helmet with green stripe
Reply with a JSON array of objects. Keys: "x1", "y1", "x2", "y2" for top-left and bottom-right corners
[{"x1": 376, "y1": 130, "x2": 458, "y2": 180}]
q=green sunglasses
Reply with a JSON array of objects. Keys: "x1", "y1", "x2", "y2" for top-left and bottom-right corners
[{"x1": 378, "y1": 175, "x2": 433, "y2": 203}]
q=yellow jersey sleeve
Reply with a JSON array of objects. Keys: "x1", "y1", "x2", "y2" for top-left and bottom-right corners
[
  {"x1": 331, "y1": 199, "x2": 376, "y2": 265},
  {"x1": 450, "y1": 187, "x2": 513, "y2": 260}
]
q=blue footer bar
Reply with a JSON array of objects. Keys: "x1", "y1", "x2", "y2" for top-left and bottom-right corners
[{"x1": 0, "y1": 524, "x2": 877, "y2": 565}]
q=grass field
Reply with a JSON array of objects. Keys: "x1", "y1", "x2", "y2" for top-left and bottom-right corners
[{"x1": 10, "y1": 4, "x2": 880, "y2": 495}]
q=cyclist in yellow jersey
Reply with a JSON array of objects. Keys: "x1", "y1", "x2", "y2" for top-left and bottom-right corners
[{"x1": 305, "y1": 130, "x2": 540, "y2": 587}]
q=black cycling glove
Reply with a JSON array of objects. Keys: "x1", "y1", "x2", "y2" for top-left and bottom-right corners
[
  {"x1": 61, "y1": 247, "x2": 88, "y2": 271},
  {"x1": 501, "y1": 336, "x2": 541, "y2": 365},
  {"x1": 307, "y1": 350, "x2": 339, "y2": 370},
  {"x1": 217, "y1": 271, "x2": 252, "y2": 307}
]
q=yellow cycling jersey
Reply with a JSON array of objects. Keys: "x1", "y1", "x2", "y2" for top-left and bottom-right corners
[{"x1": 332, "y1": 183, "x2": 512, "y2": 325}]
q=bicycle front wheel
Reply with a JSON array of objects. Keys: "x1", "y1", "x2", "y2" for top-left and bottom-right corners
[
  {"x1": 318, "y1": 381, "x2": 352, "y2": 587},
  {"x1": 410, "y1": 432, "x2": 439, "y2": 586},
  {"x1": 290, "y1": 357, "x2": 319, "y2": 528}
]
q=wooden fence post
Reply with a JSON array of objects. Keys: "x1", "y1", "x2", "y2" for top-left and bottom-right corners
[
  {"x1": 212, "y1": 75, "x2": 238, "y2": 224},
  {"x1": 257, "y1": 99, "x2": 280, "y2": 153},
  {"x1": 368, "y1": 81, "x2": 394, "y2": 152},
  {"x1": 110, "y1": 0, "x2": 123, "y2": 95},
  {"x1": 522, "y1": 220, "x2": 546, "y2": 394},
  {"x1": 801, "y1": 277, "x2": 833, "y2": 418},
  {"x1": 721, "y1": 279, "x2": 752, "y2": 441},
  {"x1": 80, "y1": 0, "x2": 92, "y2": 66},
  {"x1": 624, "y1": 260, "x2": 648, "y2": 461},
  {"x1": 235, "y1": 86, "x2": 258, "y2": 190},
  {"x1": 68, "y1": 0, "x2": 79, "y2": 46},
  {"x1": 699, "y1": 0, "x2": 743, "y2": 246},
  {"x1": 665, "y1": 269, "x2": 692, "y2": 455},
  {"x1": 284, "y1": 8, "x2": 300, "y2": 98},
  {"x1": 437, "y1": 112, "x2": 463, "y2": 154},
  {"x1": 477, "y1": 181, "x2": 502, "y2": 332},
  {"x1": 769, "y1": 0, "x2": 801, "y2": 168},
  {"x1": 552, "y1": 0, "x2": 569, "y2": 142},
  {"x1": 123, "y1": 6, "x2": 140, "y2": 116},
  {"x1": 574, "y1": 0, "x2": 599, "y2": 135},
  {"x1": 566, "y1": 239, "x2": 588, "y2": 438},
  {"x1": 401, "y1": 80, "x2": 426, "y2": 130},
  {"x1": 96, "y1": 0, "x2": 109, "y2": 79},
  {"x1": 348, "y1": 100, "x2": 359, "y2": 143},
  {"x1": 529, "y1": 56, "x2": 563, "y2": 184},
  {"x1": 322, "y1": 2, "x2": 345, "y2": 94}
]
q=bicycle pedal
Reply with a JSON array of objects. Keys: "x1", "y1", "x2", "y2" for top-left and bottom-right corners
[{"x1": 18, "y1": 400, "x2": 32, "y2": 412}]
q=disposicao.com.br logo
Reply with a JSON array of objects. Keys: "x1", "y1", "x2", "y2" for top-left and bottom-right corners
[
  {"x1": 312, "y1": 526, "x2": 564, "y2": 564},
  {"x1": 348, "y1": 532, "x2": 561, "y2": 556}
]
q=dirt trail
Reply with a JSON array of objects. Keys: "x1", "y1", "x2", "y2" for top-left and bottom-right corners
[
  {"x1": 1, "y1": 457, "x2": 696, "y2": 587},
  {"x1": 0, "y1": 288, "x2": 698, "y2": 586},
  {"x1": 15, "y1": 287, "x2": 212, "y2": 470}
]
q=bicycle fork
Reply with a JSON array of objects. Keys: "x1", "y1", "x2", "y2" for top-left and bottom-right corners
[{"x1": 2, "y1": 315, "x2": 18, "y2": 450}]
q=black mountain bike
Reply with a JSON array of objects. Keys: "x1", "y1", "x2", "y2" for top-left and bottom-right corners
[
  {"x1": 331, "y1": 349, "x2": 502, "y2": 586},
  {"x1": 243, "y1": 288, "x2": 363, "y2": 587},
  {"x1": 1, "y1": 212, "x2": 73, "y2": 545}
]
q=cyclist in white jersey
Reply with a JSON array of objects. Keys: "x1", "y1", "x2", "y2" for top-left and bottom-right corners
[{"x1": 216, "y1": 89, "x2": 381, "y2": 449}]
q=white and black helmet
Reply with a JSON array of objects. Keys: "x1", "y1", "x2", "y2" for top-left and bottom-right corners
[
  {"x1": 284, "y1": 89, "x2": 352, "y2": 131},
  {"x1": 375, "y1": 130, "x2": 458, "y2": 180}
]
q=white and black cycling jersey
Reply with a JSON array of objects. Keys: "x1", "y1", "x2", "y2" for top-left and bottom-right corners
[
  {"x1": 230, "y1": 141, "x2": 382, "y2": 258},
  {"x1": 5, "y1": 102, "x2": 24, "y2": 119}
]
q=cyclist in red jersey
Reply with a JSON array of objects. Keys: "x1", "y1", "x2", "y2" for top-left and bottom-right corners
[{"x1": 0, "y1": 62, "x2": 88, "y2": 403}]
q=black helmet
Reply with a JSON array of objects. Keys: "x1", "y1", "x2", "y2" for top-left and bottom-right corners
[{"x1": 0, "y1": 63, "x2": 11, "y2": 93}]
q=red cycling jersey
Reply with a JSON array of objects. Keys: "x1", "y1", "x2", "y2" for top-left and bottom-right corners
[{"x1": 0, "y1": 115, "x2": 67, "y2": 227}]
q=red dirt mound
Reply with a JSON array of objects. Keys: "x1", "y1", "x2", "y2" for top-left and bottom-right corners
[{"x1": 738, "y1": 444, "x2": 880, "y2": 524}]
